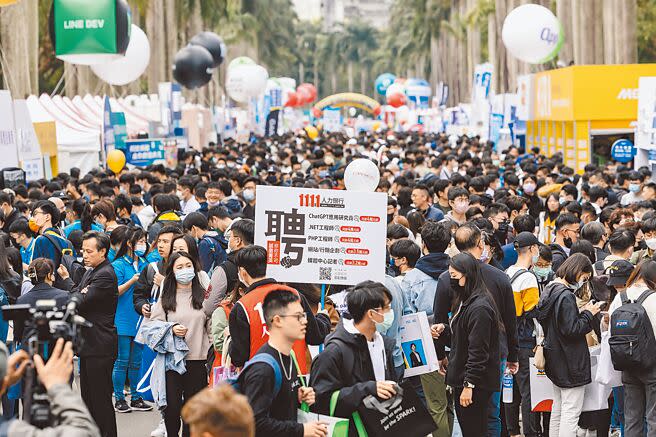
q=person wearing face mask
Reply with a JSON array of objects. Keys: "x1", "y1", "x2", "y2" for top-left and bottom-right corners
[
  {"x1": 177, "y1": 177, "x2": 201, "y2": 216},
  {"x1": 8, "y1": 219, "x2": 34, "y2": 270},
  {"x1": 182, "y1": 212, "x2": 227, "y2": 275},
  {"x1": 431, "y1": 253, "x2": 501, "y2": 437},
  {"x1": 433, "y1": 224, "x2": 519, "y2": 437},
  {"x1": 631, "y1": 217, "x2": 656, "y2": 265},
  {"x1": 110, "y1": 227, "x2": 151, "y2": 414},
  {"x1": 0, "y1": 191, "x2": 22, "y2": 234},
  {"x1": 521, "y1": 176, "x2": 542, "y2": 218},
  {"x1": 532, "y1": 245, "x2": 555, "y2": 290},
  {"x1": 309, "y1": 282, "x2": 399, "y2": 436},
  {"x1": 228, "y1": 246, "x2": 331, "y2": 374},
  {"x1": 442, "y1": 187, "x2": 469, "y2": 225},
  {"x1": 501, "y1": 215, "x2": 537, "y2": 270},
  {"x1": 504, "y1": 232, "x2": 541, "y2": 437},
  {"x1": 620, "y1": 171, "x2": 645, "y2": 207},
  {"x1": 536, "y1": 254, "x2": 603, "y2": 437},
  {"x1": 549, "y1": 213, "x2": 581, "y2": 272},
  {"x1": 150, "y1": 251, "x2": 211, "y2": 437},
  {"x1": 240, "y1": 177, "x2": 259, "y2": 220},
  {"x1": 29, "y1": 200, "x2": 74, "y2": 291}
]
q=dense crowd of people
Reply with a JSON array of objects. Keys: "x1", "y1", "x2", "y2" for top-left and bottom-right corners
[{"x1": 0, "y1": 130, "x2": 653, "y2": 437}]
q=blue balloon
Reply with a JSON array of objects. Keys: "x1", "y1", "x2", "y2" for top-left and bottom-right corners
[{"x1": 375, "y1": 73, "x2": 396, "y2": 95}]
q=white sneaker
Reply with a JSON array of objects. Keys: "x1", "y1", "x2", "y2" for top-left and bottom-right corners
[{"x1": 150, "y1": 419, "x2": 166, "y2": 437}]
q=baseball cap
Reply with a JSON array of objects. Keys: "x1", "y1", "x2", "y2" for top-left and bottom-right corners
[
  {"x1": 50, "y1": 190, "x2": 69, "y2": 200},
  {"x1": 513, "y1": 232, "x2": 540, "y2": 249},
  {"x1": 606, "y1": 260, "x2": 635, "y2": 287}
]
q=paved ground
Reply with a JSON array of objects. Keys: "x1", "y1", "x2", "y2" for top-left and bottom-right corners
[{"x1": 116, "y1": 406, "x2": 161, "y2": 437}]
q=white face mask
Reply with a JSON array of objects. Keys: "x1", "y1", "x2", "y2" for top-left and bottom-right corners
[
  {"x1": 174, "y1": 268, "x2": 195, "y2": 285},
  {"x1": 646, "y1": 238, "x2": 656, "y2": 251}
]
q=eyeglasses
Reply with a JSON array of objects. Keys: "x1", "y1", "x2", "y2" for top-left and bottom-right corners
[
  {"x1": 374, "y1": 305, "x2": 392, "y2": 311},
  {"x1": 279, "y1": 313, "x2": 308, "y2": 322}
]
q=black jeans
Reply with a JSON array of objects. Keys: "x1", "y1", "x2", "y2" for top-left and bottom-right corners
[
  {"x1": 164, "y1": 360, "x2": 207, "y2": 437},
  {"x1": 80, "y1": 356, "x2": 117, "y2": 437},
  {"x1": 505, "y1": 348, "x2": 539, "y2": 436},
  {"x1": 455, "y1": 387, "x2": 493, "y2": 437}
]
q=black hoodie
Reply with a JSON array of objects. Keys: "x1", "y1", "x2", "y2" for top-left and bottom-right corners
[
  {"x1": 537, "y1": 282, "x2": 594, "y2": 388},
  {"x1": 309, "y1": 320, "x2": 398, "y2": 435}
]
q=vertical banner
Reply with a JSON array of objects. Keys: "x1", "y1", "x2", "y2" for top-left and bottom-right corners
[
  {"x1": 472, "y1": 63, "x2": 493, "y2": 103},
  {"x1": 264, "y1": 87, "x2": 282, "y2": 137},
  {"x1": 255, "y1": 186, "x2": 386, "y2": 286},
  {"x1": 102, "y1": 95, "x2": 115, "y2": 156},
  {"x1": 0, "y1": 91, "x2": 19, "y2": 169},
  {"x1": 322, "y1": 107, "x2": 342, "y2": 133},
  {"x1": 158, "y1": 82, "x2": 172, "y2": 134},
  {"x1": 489, "y1": 113, "x2": 504, "y2": 146}
]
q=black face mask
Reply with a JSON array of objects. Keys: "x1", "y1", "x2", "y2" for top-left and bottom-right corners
[
  {"x1": 387, "y1": 213, "x2": 395, "y2": 224},
  {"x1": 450, "y1": 277, "x2": 465, "y2": 295},
  {"x1": 636, "y1": 240, "x2": 648, "y2": 251},
  {"x1": 564, "y1": 236, "x2": 573, "y2": 249}
]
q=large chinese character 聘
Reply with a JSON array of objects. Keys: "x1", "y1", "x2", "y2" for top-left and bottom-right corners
[{"x1": 284, "y1": 208, "x2": 305, "y2": 236}]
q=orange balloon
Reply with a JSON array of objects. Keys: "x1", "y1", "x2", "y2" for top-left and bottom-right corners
[
  {"x1": 305, "y1": 126, "x2": 319, "y2": 140},
  {"x1": 0, "y1": 0, "x2": 19, "y2": 6},
  {"x1": 107, "y1": 149, "x2": 126, "y2": 174}
]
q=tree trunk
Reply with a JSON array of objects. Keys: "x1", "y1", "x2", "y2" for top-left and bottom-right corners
[
  {"x1": 146, "y1": 1, "x2": 163, "y2": 93},
  {"x1": 165, "y1": 0, "x2": 178, "y2": 82},
  {"x1": 347, "y1": 61, "x2": 354, "y2": 91},
  {"x1": 360, "y1": 66, "x2": 366, "y2": 95},
  {"x1": 557, "y1": 0, "x2": 573, "y2": 64},
  {"x1": 593, "y1": 0, "x2": 604, "y2": 64},
  {"x1": 430, "y1": 35, "x2": 440, "y2": 92},
  {"x1": 624, "y1": 0, "x2": 637, "y2": 63},
  {"x1": 0, "y1": 2, "x2": 32, "y2": 97},
  {"x1": 299, "y1": 62, "x2": 305, "y2": 84},
  {"x1": 487, "y1": 13, "x2": 497, "y2": 94}
]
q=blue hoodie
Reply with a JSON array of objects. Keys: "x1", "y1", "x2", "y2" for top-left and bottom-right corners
[{"x1": 400, "y1": 252, "x2": 450, "y2": 315}]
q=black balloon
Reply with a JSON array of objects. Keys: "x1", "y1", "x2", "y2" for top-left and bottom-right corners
[
  {"x1": 189, "y1": 32, "x2": 225, "y2": 67},
  {"x1": 172, "y1": 45, "x2": 214, "y2": 89}
]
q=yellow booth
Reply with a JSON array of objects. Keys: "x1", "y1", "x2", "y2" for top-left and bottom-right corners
[{"x1": 524, "y1": 64, "x2": 656, "y2": 172}]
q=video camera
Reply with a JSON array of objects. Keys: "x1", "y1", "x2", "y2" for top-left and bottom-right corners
[{"x1": 1, "y1": 296, "x2": 91, "y2": 428}]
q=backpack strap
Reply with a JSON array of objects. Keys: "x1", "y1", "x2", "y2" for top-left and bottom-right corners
[
  {"x1": 242, "y1": 354, "x2": 282, "y2": 398},
  {"x1": 636, "y1": 290, "x2": 655, "y2": 306},
  {"x1": 508, "y1": 268, "x2": 529, "y2": 286},
  {"x1": 620, "y1": 291, "x2": 630, "y2": 305}
]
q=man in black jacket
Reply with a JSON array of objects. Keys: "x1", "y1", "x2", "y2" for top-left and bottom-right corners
[
  {"x1": 59, "y1": 231, "x2": 118, "y2": 437},
  {"x1": 310, "y1": 281, "x2": 399, "y2": 435},
  {"x1": 549, "y1": 213, "x2": 580, "y2": 272},
  {"x1": 432, "y1": 223, "x2": 518, "y2": 437}
]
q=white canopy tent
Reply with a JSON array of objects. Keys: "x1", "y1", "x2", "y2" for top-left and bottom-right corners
[{"x1": 26, "y1": 95, "x2": 101, "y2": 174}]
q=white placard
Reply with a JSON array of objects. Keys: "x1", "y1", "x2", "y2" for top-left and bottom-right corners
[
  {"x1": 14, "y1": 99, "x2": 41, "y2": 161},
  {"x1": 516, "y1": 75, "x2": 534, "y2": 121},
  {"x1": 254, "y1": 186, "x2": 386, "y2": 286},
  {"x1": 24, "y1": 158, "x2": 44, "y2": 182},
  {"x1": 322, "y1": 108, "x2": 342, "y2": 133},
  {"x1": 529, "y1": 347, "x2": 612, "y2": 413},
  {"x1": 0, "y1": 90, "x2": 19, "y2": 168},
  {"x1": 399, "y1": 312, "x2": 439, "y2": 378},
  {"x1": 636, "y1": 77, "x2": 656, "y2": 154}
]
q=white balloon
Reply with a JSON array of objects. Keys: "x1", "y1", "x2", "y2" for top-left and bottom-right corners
[
  {"x1": 226, "y1": 64, "x2": 269, "y2": 102},
  {"x1": 91, "y1": 25, "x2": 150, "y2": 86},
  {"x1": 277, "y1": 77, "x2": 297, "y2": 91},
  {"x1": 344, "y1": 159, "x2": 380, "y2": 192},
  {"x1": 348, "y1": 107, "x2": 357, "y2": 117},
  {"x1": 385, "y1": 83, "x2": 405, "y2": 98},
  {"x1": 502, "y1": 4, "x2": 562, "y2": 64},
  {"x1": 228, "y1": 56, "x2": 255, "y2": 71}
]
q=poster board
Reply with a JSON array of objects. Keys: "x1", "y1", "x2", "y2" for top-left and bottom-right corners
[
  {"x1": 399, "y1": 312, "x2": 439, "y2": 378},
  {"x1": 254, "y1": 186, "x2": 386, "y2": 286},
  {"x1": 530, "y1": 347, "x2": 611, "y2": 413},
  {"x1": 0, "y1": 91, "x2": 19, "y2": 169},
  {"x1": 125, "y1": 139, "x2": 165, "y2": 167}
]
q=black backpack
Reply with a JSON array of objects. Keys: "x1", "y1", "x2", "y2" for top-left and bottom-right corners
[{"x1": 609, "y1": 290, "x2": 656, "y2": 371}]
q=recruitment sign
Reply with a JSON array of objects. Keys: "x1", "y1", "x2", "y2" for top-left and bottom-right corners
[{"x1": 254, "y1": 186, "x2": 386, "y2": 285}]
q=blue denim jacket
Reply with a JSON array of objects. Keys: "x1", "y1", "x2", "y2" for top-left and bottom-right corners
[
  {"x1": 400, "y1": 252, "x2": 449, "y2": 316},
  {"x1": 137, "y1": 321, "x2": 189, "y2": 410}
]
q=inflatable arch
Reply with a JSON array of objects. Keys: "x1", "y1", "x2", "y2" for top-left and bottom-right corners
[{"x1": 313, "y1": 93, "x2": 381, "y2": 116}]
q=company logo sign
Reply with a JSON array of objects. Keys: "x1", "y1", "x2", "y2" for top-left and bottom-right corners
[{"x1": 617, "y1": 88, "x2": 639, "y2": 100}]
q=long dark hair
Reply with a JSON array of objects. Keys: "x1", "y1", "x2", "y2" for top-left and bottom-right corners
[
  {"x1": 160, "y1": 251, "x2": 204, "y2": 313},
  {"x1": 449, "y1": 253, "x2": 502, "y2": 328},
  {"x1": 115, "y1": 226, "x2": 146, "y2": 260},
  {"x1": 627, "y1": 259, "x2": 656, "y2": 290},
  {"x1": 0, "y1": 243, "x2": 14, "y2": 280},
  {"x1": 71, "y1": 198, "x2": 93, "y2": 232}
]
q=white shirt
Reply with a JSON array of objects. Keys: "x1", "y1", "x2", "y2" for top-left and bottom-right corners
[
  {"x1": 181, "y1": 196, "x2": 201, "y2": 216},
  {"x1": 344, "y1": 319, "x2": 387, "y2": 381}
]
